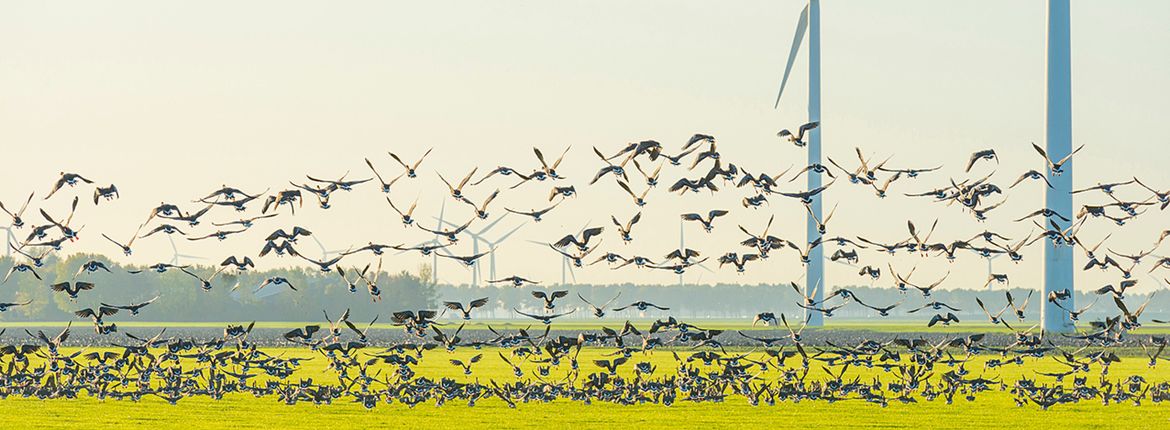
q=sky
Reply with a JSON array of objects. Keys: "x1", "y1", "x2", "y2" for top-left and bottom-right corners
[{"x1": 0, "y1": 1, "x2": 1168, "y2": 291}]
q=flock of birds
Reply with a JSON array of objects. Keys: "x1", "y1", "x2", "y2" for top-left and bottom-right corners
[{"x1": 1, "y1": 126, "x2": 1170, "y2": 408}]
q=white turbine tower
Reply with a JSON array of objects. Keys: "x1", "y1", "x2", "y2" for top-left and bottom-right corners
[
  {"x1": 775, "y1": 0, "x2": 825, "y2": 326},
  {"x1": 1041, "y1": 0, "x2": 1075, "y2": 333},
  {"x1": 0, "y1": 226, "x2": 15, "y2": 258}
]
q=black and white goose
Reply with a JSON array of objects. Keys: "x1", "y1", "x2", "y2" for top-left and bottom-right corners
[
  {"x1": 387, "y1": 148, "x2": 434, "y2": 178},
  {"x1": 438, "y1": 168, "x2": 478, "y2": 201},
  {"x1": 611, "y1": 212, "x2": 641, "y2": 243},
  {"x1": 776, "y1": 121, "x2": 818, "y2": 147},
  {"x1": 0, "y1": 191, "x2": 34, "y2": 228},
  {"x1": 45, "y1": 172, "x2": 93, "y2": 200},
  {"x1": 1032, "y1": 142, "x2": 1084, "y2": 176}
]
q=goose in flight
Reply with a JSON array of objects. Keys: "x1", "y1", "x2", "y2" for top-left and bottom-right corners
[
  {"x1": 776, "y1": 121, "x2": 818, "y2": 147},
  {"x1": 589, "y1": 147, "x2": 632, "y2": 185},
  {"x1": 681, "y1": 210, "x2": 728, "y2": 233},
  {"x1": 487, "y1": 275, "x2": 539, "y2": 287},
  {"x1": 259, "y1": 240, "x2": 299, "y2": 257},
  {"x1": 443, "y1": 298, "x2": 490, "y2": 320},
  {"x1": 3, "y1": 263, "x2": 41, "y2": 284},
  {"x1": 266, "y1": 226, "x2": 313, "y2": 243},
  {"x1": 927, "y1": 312, "x2": 960, "y2": 327},
  {"x1": 505, "y1": 201, "x2": 560, "y2": 222},
  {"x1": 965, "y1": 149, "x2": 997, "y2": 172},
  {"x1": 531, "y1": 290, "x2": 569, "y2": 310},
  {"x1": 101, "y1": 222, "x2": 146, "y2": 256},
  {"x1": 463, "y1": 189, "x2": 500, "y2": 219},
  {"x1": 533, "y1": 146, "x2": 571, "y2": 180},
  {"x1": 220, "y1": 256, "x2": 255, "y2": 272},
  {"x1": 306, "y1": 171, "x2": 371, "y2": 192},
  {"x1": 1072, "y1": 180, "x2": 1135, "y2": 196},
  {"x1": 616, "y1": 180, "x2": 651, "y2": 207},
  {"x1": 187, "y1": 228, "x2": 247, "y2": 241},
  {"x1": 632, "y1": 159, "x2": 662, "y2": 188},
  {"x1": 613, "y1": 301, "x2": 669, "y2": 310},
  {"x1": 179, "y1": 267, "x2": 226, "y2": 291},
  {"x1": 548, "y1": 185, "x2": 576, "y2": 201},
  {"x1": 386, "y1": 197, "x2": 418, "y2": 226},
  {"x1": 514, "y1": 308, "x2": 575, "y2": 325},
  {"x1": 139, "y1": 223, "x2": 185, "y2": 239},
  {"x1": 364, "y1": 158, "x2": 406, "y2": 194},
  {"x1": 92, "y1": 184, "x2": 119, "y2": 205},
  {"x1": 0, "y1": 299, "x2": 32, "y2": 312},
  {"x1": 668, "y1": 176, "x2": 719, "y2": 194},
  {"x1": 681, "y1": 134, "x2": 715, "y2": 152},
  {"x1": 1134, "y1": 177, "x2": 1170, "y2": 209},
  {"x1": 0, "y1": 192, "x2": 34, "y2": 228},
  {"x1": 74, "y1": 306, "x2": 119, "y2": 326},
  {"x1": 438, "y1": 168, "x2": 478, "y2": 201},
  {"x1": 39, "y1": 196, "x2": 81, "y2": 239},
  {"x1": 387, "y1": 148, "x2": 433, "y2": 178},
  {"x1": 547, "y1": 242, "x2": 599, "y2": 268},
  {"x1": 1032, "y1": 142, "x2": 1084, "y2": 176},
  {"x1": 212, "y1": 213, "x2": 277, "y2": 229},
  {"x1": 579, "y1": 292, "x2": 621, "y2": 317},
  {"x1": 553, "y1": 226, "x2": 604, "y2": 252},
  {"x1": 774, "y1": 180, "x2": 835, "y2": 205},
  {"x1": 449, "y1": 354, "x2": 483, "y2": 375},
  {"x1": 257, "y1": 277, "x2": 297, "y2": 292},
  {"x1": 418, "y1": 218, "x2": 473, "y2": 243},
  {"x1": 50, "y1": 281, "x2": 95, "y2": 300},
  {"x1": 298, "y1": 254, "x2": 345, "y2": 272},
  {"x1": 45, "y1": 172, "x2": 93, "y2": 200},
  {"x1": 718, "y1": 252, "x2": 759, "y2": 273},
  {"x1": 611, "y1": 212, "x2": 641, "y2": 243},
  {"x1": 471, "y1": 165, "x2": 530, "y2": 186},
  {"x1": 74, "y1": 260, "x2": 112, "y2": 278},
  {"x1": 742, "y1": 194, "x2": 768, "y2": 209},
  {"x1": 101, "y1": 296, "x2": 159, "y2": 316},
  {"x1": 437, "y1": 250, "x2": 491, "y2": 267}
]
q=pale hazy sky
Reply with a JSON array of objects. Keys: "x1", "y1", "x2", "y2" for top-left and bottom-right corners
[{"x1": 1, "y1": 1, "x2": 1168, "y2": 290}]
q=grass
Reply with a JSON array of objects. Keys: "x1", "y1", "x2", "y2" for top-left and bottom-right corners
[
  {"x1": 3, "y1": 346, "x2": 1170, "y2": 429},
  {"x1": 6, "y1": 319, "x2": 1170, "y2": 335}
]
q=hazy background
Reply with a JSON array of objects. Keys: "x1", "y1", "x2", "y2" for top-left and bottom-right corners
[{"x1": 1, "y1": 1, "x2": 1168, "y2": 292}]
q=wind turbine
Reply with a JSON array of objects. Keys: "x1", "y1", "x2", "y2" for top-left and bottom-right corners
[
  {"x1": 436, "y1": 213, "x2": 527, "y2": 286},
  {"x1": 167, "y1": 234, "x2": 203, "y2": 265},
  {"x1": 528, "y1": 219, "x2": 590, "y2": 286},
  {"x1": 775, "y1": 0, "x2": 825, "y2": 326},
  {"x1": 1040, "y1": 0, "x2": 1076, "y2": 333}
]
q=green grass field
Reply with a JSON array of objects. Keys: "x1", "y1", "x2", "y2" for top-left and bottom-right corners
[{"x1": 3, "y1": 346, "x2": 1170, "y2": 430}]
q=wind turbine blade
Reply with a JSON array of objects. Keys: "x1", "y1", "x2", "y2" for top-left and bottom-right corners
[
  {"x1": 696, "y1": 263, "x2": 715, "y2": 274},
  {"x1": 774, "y1": 3, "x2": 809, "y2": 109},
  {"x1": 477, "y1": 214, "x2": 509, "y2": 236},
  {"x1": 493, "y1": 223, "x2": 527, "y2": 244}
]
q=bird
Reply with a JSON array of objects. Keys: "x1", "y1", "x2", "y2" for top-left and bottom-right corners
[
  {"x1": 553, "y1": 227, "x2": 605, "y2": 252},
  {"x1": 257, "y1": 277, "x2": 297, "y2": 292},
  {"x1": 514, "y1": 308, "x2": 575, "y2": 324},
  {"x1": 776, "y1": 121, "x2": 819, "y2": 147},
  {"x1": 0, "y1": 299, "x2": 32, "y2": 312},
  {"x1": 437, "y1": 251, "x2": 490, "y2": 267},
  {"x1": 100, "y1": 296, "x2": 159, "y2": 316},
  {"x1": 927, "y1": 312, "x2": 960, "y2": 327},
  {"x1": 1032, "y1": 142, "x2": 1085, "y2": 176},
  {"x1": 680, "y1": 210, "x2": 728, "y2": 233},
  {"x1": 531, "y1": 290, "x2": 569, "y2": 310},
  {"x1": 437, "y1": 168, "x2": 478, "y2": 201},
  {"x1": 387, "y1": 148, "x2": 434, "y2": 178},
  {"x1": 386, "y1": 197, "x2": 418, "y2": 226},
  {"x1": 0, "y1": 191, "x2": 34, "y2": 228},
  {"x1": 614, "y1": 301, "x2": 669, "y2": 312},
  {"x1": 487, "y1": 276, "x2": 539, "y2": 287},
  {"x1": 505, "y1": 201, "x2": 560, "y2": 222},
  {"x1": 50, "y1": 281, "x2": 95, "y2": 300},
  {"x1": 578, "y1": 292, "x2": 621, "y2": 317},
  {"x1": 615, "y1": 180, "x2": 651, "y2": 207},
  {"x1": 449, "y1": 354, "x2": 483, "y2": 375},
  {"x1": 611, "y1": 212, "x2": 641, "y2": 243},
  {"x1": 966, "y1": 149, "x2": 997, "y2": 172},
  {"x1": 45, "y1": 172, "x2": 94, "y2": 200},
  {"x1": 364, "y1": 158, "x2": 406, "y2": 193},
  {"x1": 443, "y1": 298, "x2": 490, "y2": 320}
]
